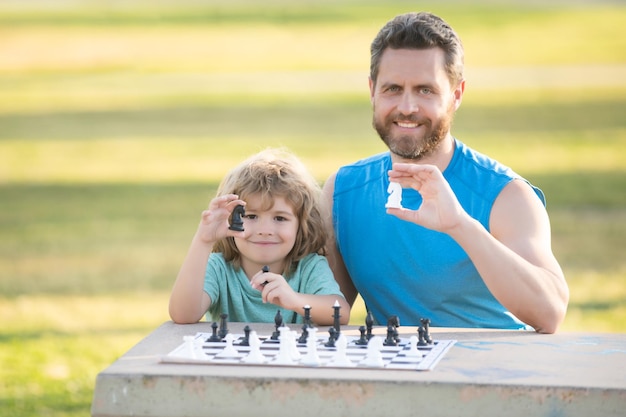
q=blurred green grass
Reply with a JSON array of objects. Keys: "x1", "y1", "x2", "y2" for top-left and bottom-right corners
[{"x1": 1, "y1": 1, "x2": 625, "y2": 416}]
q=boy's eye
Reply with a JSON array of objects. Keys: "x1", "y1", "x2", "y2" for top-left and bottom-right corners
[
  {"x1": 243, "y1": 214, "x2": 257, "y2": 220},
  {"x1": 275, "y1": 216, "x2": 287, "y2": 222}
]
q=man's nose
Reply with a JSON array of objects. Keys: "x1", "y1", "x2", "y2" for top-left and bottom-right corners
[{"x1": 397, "y1": 91, "x2": 419, "y2": 115}]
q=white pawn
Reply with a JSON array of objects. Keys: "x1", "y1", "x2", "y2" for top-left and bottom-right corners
[
  {"x1": 242, "y1": 331, "x2": 267, "y2": 364},
  {"x1": 273, "y1": 326, "x2": 296, "y2": 365},
  {"x1": 385, "y1": 182, "x2": 403, "y2": 209},
  {"x1": 182, "y1": 335, "x2": 199, "y2": 359},
  {"x1": 215, "y1": 333, "x2": 239, "y2": 358},
  {"x1": 300, "y1": 327, "x2": 321, "y2": 366},
  {"x1": 328, "y1": 334, "x2": 355, "y2": 367},
  {"x1": 360, "y1": 336, "x2": 385, "y2": 367},
  {"x1": 405, "y1": 335, "x2": 424, "y2": 357},
  {"x1": 288, "y1": 330, "x2": 301, "y2": 361}
]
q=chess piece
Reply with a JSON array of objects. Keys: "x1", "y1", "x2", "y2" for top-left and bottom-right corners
[
  {"x1": 385, "y1": 182, "x2": 403, "y2": 209},
  {"x1": 325, "y1": 327, "x2": 337, "y2": 348},
  {"x1": 242, "y1": 331, "x2": 266, "y2": 364},
  {"x1": 228, "y1": 204, "x2": 245, "y2": 232},
  {"x1": 218, "y1": 313, "x2": 229, "y2": 339},
  {"x1": 302, "y1": 305, "x2": 312, "y2": 327},
  {"x1": 361, "y1": 336, "x2": 385, "y2": 367},
  {"x1": 388, "y1": 315, "x2": 400, "y2": 328},
  {"x1": 183, "y1": 335, "x2": 198, "y2": 359},
  {"x1": 388, "y1": 315, "x2": 401, "y2": 343},
  {"x1": 207, "y1": 322, "x2": 221, "y2": 342},
  {"x1": 271, "y1": 310, "x2": 283, "y2": 340},
  {"x1": 328, "y1": 334, "x2": 355, "y2": 367},
  {"x1": 300, "y1": 327, "x2": 321, "y2": 366},
  {"x1": 355, "y1": 325, "x2": 368, "y2": 346},
  {"x1": 238, "y1": 325, "x2": 251, "y2": 346},
  {"x1": 365, "y1": 311, "x2": 374, "y2": 340},
  {"x1": 215, "y1": 334, "x2": 239, "y2": 358},
  {"x1": 332, "y1": 300, "x2": 341, "y2": 337},
  {"x1": 405, "y1": 335, "x2": 424, "y2": 357},
  {"x1": 383, "y1": 324, "x2": 398, "y2": 346},
  {"x1": 420, "y1": 317, "x2": 433, "y2": 344},
  {"x1": 287, "y1": 330, "x2": 301, "y2": 361},
  {"x1": 417, "y1": 326, "x2": 428, "y2": 346},
  {"x1": 298, "y1": 305, "x2": 312, "y2": 344},
  {"x1": 260, "y1": 265, "x2": 270, "y2": 287},
  {"x1": 298, "y1": 324, "x2": 309, "y2": 344},
  {"x1": 273, "y1": 327, "x2": 296, "y2": 365}
]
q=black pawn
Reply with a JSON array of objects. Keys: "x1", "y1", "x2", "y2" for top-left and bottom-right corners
[
  {"x1": 325, "y1": 326, "x2": 337, "y2": 348},
  {"x1": 207, "y1": 321, "x2": 221, "y2": 342},
  {"x1": 420, "y1": 318, "x2": 433, "y2": 344},
  {"x1": 228, "y1": 204, "x2": 245, "y2": 232},
  {"x1": 383, "y1": 324, "x2": 398, "y2": 346},
  {"x1": 355, "y1": 325, "x2": 368, "y2": 346},
  {"x1": 298, "y1": 305, "x2": 312, "y2": 344},
  {"x1": 271, "y1": 310, "x2": 283, "y2": 340},
  {"x1": 238, "y1": 325, "x2": 251, "y2": 346},
  {"x1": 218, "y1": 313, "x2": 229, "y2": 339},
  {"x1": 417, "y1": 326, "x2": 428, "y2": 346},
  {"x1": 365, "y1": 311, "x2": 374, "y2": 340}
]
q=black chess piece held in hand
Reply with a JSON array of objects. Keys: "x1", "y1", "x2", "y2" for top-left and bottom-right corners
[{"x1": 229, "y1": 204, "x2": 245, "y2": 232}]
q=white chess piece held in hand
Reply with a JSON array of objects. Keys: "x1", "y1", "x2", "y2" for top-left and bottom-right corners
[{"x1": 385, "y1": 182, "x2": 403, "y2": 209}]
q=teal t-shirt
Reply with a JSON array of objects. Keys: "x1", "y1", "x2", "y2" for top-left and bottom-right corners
[{"x1": 203, "y1": 253, "x2": 344, "y2": 324}]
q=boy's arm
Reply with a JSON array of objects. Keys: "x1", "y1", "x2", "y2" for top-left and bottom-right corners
[
  {"x1": 169, "y1": 194, "x2": 246, "y2": 324},
  {"x1": 168, "y1": 232, "x2": 213, "y2": 324}
]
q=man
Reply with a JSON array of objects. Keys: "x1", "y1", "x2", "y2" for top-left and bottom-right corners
[{"x1": 322, "y1": 12, "x2": 568, "y2": 333}]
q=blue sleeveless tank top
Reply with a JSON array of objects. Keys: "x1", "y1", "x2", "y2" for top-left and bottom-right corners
[{"x1": 333, "y1": 139, "x2": 544, "y2": 329}]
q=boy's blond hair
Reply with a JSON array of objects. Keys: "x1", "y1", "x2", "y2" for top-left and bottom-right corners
[{"x1": 214, "y1": 149, "x2": 328, "y2": 276}]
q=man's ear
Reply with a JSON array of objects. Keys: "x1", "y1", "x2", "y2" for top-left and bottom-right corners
[
  {"x1": 369, "y1": 77, "x2": 376, "y2": 105},
  {"x1": 452, "y1": 79, "x2": 465, "y2": 111}
]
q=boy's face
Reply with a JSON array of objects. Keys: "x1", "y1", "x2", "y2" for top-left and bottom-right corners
[{"x1": 234, "y1": 194, "x2": 299, "y2": 275}]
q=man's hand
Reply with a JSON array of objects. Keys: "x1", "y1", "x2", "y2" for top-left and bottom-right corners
[{"x1": 387, "y1": 163, "x2": 467, "y2": 234}]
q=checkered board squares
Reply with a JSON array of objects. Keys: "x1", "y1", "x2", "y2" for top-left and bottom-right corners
[{"x1": 162, "y1": 332, "x2": 455, "y2": 371}]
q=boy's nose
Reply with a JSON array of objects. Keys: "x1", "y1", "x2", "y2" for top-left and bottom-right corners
[{"x1": 255, "y1": 218, "x2": 274, "y2": 235}]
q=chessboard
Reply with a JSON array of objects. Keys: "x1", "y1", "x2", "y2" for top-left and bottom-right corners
[{"x1": 162, "y1": 327, "x2": 455, "y2": 371}]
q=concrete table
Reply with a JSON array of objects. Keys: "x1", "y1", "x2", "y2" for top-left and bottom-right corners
[{"x1": 92, "y1": 321, "x2": 626, "y2": 417}]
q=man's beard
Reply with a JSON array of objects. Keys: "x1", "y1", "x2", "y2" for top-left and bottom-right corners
[{"x1": 373, "y1": 107, "x2": 453, "y2": 161}]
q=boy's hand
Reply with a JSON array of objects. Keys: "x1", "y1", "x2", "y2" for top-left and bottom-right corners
[
  {"x1": 250, "y1": 268, "x2": 299, "y2": 309},
  {"x1": 197, "y1": 194, "x2": 246, "y2": 244}
]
